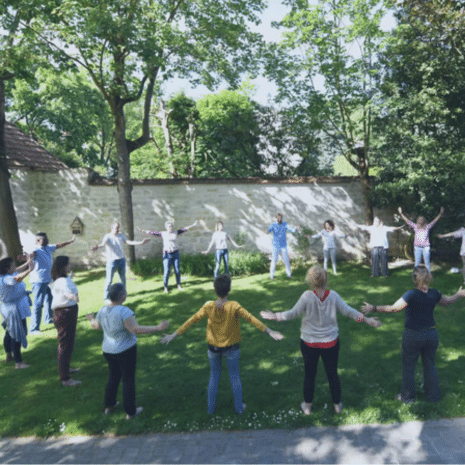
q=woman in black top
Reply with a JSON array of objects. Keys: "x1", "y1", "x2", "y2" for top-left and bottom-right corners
[{"x1": 362, "y1": 266, "x2": 465, "y2": 403}]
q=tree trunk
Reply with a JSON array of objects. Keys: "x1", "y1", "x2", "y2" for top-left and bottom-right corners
[
  {"x1": 158, "y1": 102, "x2": 176, "y2": 177},
  {"x1": 354, "y1": 145, "x2": 374, "y2": 224},
  {"x1": 188, "y1": 117, "x2": 196, "y2": 178},
  {"x1": 114, "y1": 104, "x2": 135, "y2": 264},
  {"x1": 0, "y1": 79, "x2": 22, "y2": 259}
]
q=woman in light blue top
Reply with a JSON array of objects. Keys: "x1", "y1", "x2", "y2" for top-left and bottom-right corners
[
  {"x1": 0, "y1": 256, "x2": 33, "y2": 368},
  {"x1": 86, "y1": 283, "x2": 169, "y2": 419}
]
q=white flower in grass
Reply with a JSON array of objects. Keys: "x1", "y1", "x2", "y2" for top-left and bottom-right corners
[
  {"x1": 271, "y1": 381, "x2": 278, "y2": 386},
  {"x1": 59, "y1": 423, "x2": 66, "y2": 433},
  {"x1": 459, "y1": 380, "x2": 463, "y2": 384}
]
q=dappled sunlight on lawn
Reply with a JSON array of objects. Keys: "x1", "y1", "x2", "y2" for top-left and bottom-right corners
[{"x1": 3, "y1": 262, "x2": 465, "y2": 437}]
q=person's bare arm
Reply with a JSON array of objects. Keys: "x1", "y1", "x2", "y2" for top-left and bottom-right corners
[
  {"x1": 56, "y1": 236, "x2": 76, "y2": 249},
  {"x1": 361, "y1": 297, "x2": 408, "y2": 314}
]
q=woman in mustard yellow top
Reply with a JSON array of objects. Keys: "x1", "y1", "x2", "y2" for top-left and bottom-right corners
[{"x1": 161, "y1": 274, "x2": 283, "y2": 414}]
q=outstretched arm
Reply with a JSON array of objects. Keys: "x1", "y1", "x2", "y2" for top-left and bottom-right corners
[
  {"x1": 228, "y1": 235, "x2": 243, "y2": 248},
  {"x1": 430, "y1": 207, "x2": 445, "y2": 227},
  {"x1": 56, "y1": 235, "x2": 76, "y2": 249},
  {"x1": 124, "y1": 316, "x2": 170, "y2": 334},
  {"x1": 202, "y1": 236, "x2": 215, "y2": 254},
  {"x1": 126, "y1": 238, "x2": 150, "y2": 246},
  {"x1": 438, "y1": 286, "x2": 465, "y2": 306},
  {"x1": 361, "y1": 297, "x2": 407, "y2": 314},
  {"x1": 397, "y1": 207, "x2": 410, "y2": 224},
  {"x1": 160, "y1": 331, "x2": 179, "y2": 344},
  {"x1": 86, "y1": 313, "x2": 101, "y2": 330},
  {"x1": 184, "y1": 220, "x2": 198, "y2": 231}
]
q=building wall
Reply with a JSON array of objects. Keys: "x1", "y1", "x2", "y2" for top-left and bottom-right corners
[{"x1": 7, "y1": 168, "x2": 405, "y2": 266}]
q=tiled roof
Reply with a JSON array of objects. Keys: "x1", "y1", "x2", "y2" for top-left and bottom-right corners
[{"x1": 4, "y1": 121, "x2": 68, "y2": 171}]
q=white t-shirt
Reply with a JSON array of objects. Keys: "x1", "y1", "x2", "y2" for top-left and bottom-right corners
[
  {"x1": 102, "y1": 233, "x2": 127, "y2": 261},
  {"x1": 212, "y1": 231, "x2": 230, "y2": 249},
  {"x1": 50, "y1": 276, "x2": 78, "y2": 309}
]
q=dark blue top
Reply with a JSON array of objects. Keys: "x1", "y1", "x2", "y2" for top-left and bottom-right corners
[{"x1": 402, "y1": 289, "x2": 442, "y2": 330}]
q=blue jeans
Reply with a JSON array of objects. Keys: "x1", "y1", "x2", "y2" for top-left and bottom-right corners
[
  {"x1": 104, "y1": 258, "x2": 126, "y2": 300},
  {"x1": 214, "y1": 249, "x2": 229, "y2": 278},
  {"x1": 207, "y1": 345, "x2": 243, "y2": 414},
  {"x1": 163, "y1": 250, "x2": 181, "y2": 287},
  {"x1": 414, "y1": 246, "x2": 431, "y2": 271},
  {"x1": 371, "y1": 247, "x2": 388, "y2": 276},
  {"x1": 401, "y1": 328, "x2": 440, "y2": 403},
  {"x1": 270, "y1": 246, "x2": 291, "y2": 278},
  {"x1": 30, "y1": 282, "x2": 53, "y2": 332}
]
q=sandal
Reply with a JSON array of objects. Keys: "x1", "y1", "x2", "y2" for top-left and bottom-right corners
[
  {"x1": 334, "y1": 403, "x2": 343, "y2": 414},
  {"x1": 300, "y1": 402, "x2": 311, "y2": 416},
  {"x1": 126, "y1": 406, "x2": 143, "y2": 420}
]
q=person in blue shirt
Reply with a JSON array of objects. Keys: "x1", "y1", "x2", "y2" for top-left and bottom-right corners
[
  {"x1": 29, "y1": 232, "x2": 75, "y2": 334},
  {"x1": 267, "y1": 213, "x2": 298, "y2": 280},
  {"x1": 361, "y1": 266, "x2": 465, "y2": 403}
]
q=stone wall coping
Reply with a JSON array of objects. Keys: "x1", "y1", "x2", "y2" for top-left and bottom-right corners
[{"x1": 89, "y1": 174, "x2": 362, "y2": 186}]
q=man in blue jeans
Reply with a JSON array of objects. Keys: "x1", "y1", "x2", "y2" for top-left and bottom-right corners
[
  {"x1": 92, "y1": 222, "x2": 150, "y2": 301},
  {"x1": 29, "y1": 232, "x2": 75, "y2": 334}
]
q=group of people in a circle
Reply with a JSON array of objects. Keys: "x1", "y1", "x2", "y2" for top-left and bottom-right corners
[{"x1": 2, "y1": 205, "x2": 465, "y2": 420}]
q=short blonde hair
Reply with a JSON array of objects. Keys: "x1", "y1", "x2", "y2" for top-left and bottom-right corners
[
  {"x1": 412, "y1": 266, "x2": 432, "y2": 287},
  {"x1": 305, "y1": 265, "x2": 328, "y2": 289}
]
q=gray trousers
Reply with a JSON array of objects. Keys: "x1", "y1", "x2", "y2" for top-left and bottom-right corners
[{"x1": 401, "y1": 328, "x2": 440, "y2": 403}]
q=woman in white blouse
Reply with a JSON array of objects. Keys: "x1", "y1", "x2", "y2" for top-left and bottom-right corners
[
  {"x1": 50, "y1": 256, "x2": 81, "y2": 386},
  {"x1": 202, "y1": 221, "x2": 243, "y2": 277}
]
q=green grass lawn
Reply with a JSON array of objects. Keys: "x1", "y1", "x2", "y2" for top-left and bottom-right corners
[{"x1": 3, "y1": 261, "x2": 465, "y2": 438}]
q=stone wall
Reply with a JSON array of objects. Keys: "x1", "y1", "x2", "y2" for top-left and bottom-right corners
[{"x1": 6, "y1": 168, "x2": 405, "y2": 266}]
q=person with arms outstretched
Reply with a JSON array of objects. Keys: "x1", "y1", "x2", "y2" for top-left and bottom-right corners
[
  {"x1": 398, "y1": 207, "x2": 444, "y2": 271},
  {"x1": 261, "y1": 266, "x2": 381, "y2": 415},
  {"x1": 161, "y1": 274, "x2": 283, "y2": 414}
]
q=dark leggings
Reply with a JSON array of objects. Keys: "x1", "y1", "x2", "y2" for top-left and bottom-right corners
[
  {"x1": 300, "y1": 338, "x2": 341, "y2": 404},
  {"x1": 3, "y1": 319, "x2": 27, "y2": 363},
  {"x1": 53, "y1": 305, "x2": 78, "y2": 381},
  {"x1": 103, "y1": 344, "x2": 137, "y2": 416}
]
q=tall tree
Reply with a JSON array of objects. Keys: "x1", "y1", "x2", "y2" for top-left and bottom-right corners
[
  {"x1": 7, "y1": 68, "x2": 115, "y2": 170},
  {"x1": 266, "y1": 0, "x2": 390, "y2": 222},
  {"x1": 196, "y1": 89, "x2": 263, "y2": 177},
  {"x1": 0, "y1": 1, "x2": 41, "y2": 258},
  {"x1": 33, "y1": 0, "x2": 265, "y2": 263},
  {"x1": 373, "y1": 7, "x2": 465, "y2": 223}
]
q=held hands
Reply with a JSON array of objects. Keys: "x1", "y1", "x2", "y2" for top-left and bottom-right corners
[
  {"x1": 365, "y1": 317, "x2": 382, "y2": 328},
  {"x1": 260, "y1": 310, "x2": 277, "y2": 320},
  {"x1": 157, "y1": 320, "x2": 170, "y2": 331}
]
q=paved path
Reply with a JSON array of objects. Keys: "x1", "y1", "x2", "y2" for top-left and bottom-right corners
[{"x1": 1, "y1": 417, "x2": 465, "y2": 464}]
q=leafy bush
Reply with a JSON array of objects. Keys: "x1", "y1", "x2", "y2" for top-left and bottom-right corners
[{"x1": 132, "y1": 251, "x2": 269, "y2": 278}]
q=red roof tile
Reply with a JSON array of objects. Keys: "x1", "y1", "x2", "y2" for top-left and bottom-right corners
[{"x1": 5, "y1": 121, "x2": 68, "y2": 172}]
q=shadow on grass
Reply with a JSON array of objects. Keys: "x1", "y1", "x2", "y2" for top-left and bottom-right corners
[{"x1": 3, "y1": 262, "x2": 465, "y2": 438}]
